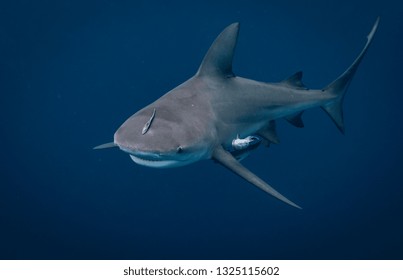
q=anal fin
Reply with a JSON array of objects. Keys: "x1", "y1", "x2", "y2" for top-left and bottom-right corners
[
  {"x1": 213, "y1": 146, "x2": 302, "y2": 209},
  {"x1": 285, "y1": 111, "x2": 304, "y2": 128}
]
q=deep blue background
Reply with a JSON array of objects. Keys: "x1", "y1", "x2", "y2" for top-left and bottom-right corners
[{"x1": 1, "y1": 0, "x2": 402, "y2": 259}]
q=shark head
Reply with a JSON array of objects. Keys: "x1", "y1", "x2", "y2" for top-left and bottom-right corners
[
  {"x1": 113, "y1": 93, "x2": 215, "y2": 168},
  {"x1": 107, "y1": 22, "x2": 242, "y2": 169}
]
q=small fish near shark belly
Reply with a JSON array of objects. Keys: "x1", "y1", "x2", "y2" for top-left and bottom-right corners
[{"x1": 228, "y1": 135, "x2": 262, "y2": 161}]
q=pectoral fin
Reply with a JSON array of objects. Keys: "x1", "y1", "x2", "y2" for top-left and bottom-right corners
[
  {"x1": 93, "y1": 142, "x2": 116, "y2": 149},
  {"x1": 213, "y1": 145, "x2": 302, "y2": 209}
]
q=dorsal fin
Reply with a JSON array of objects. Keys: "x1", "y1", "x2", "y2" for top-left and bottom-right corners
[
  {"x1": 281, "y1": 71, "x2": 307, "y2": 89},
  {"x1": 196, "y1": 23, "x2": 240, "y2": 78}
]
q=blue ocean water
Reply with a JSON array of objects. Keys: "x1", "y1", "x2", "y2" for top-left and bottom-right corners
[{"x1": 1, "y1": 0, "x2": 402, "y2": 259}]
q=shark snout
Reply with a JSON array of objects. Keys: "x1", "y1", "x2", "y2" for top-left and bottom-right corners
[
  {"x1": 113, "y1": 132, "x2": 195, "y2": 168},
  {"x1": 114, "y1": 137, "x2": 207, "y2": 169}
]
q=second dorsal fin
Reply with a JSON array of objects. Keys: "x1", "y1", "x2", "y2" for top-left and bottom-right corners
[
  {"x1": 281, "y1": 71, "x2": 307, "y2": 89},
  {"x1": 196, "y1": 23, "x2": 240, "y2": 78}
]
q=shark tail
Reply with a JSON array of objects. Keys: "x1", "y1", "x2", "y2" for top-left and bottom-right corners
[{"x1": 321, "y1": 17, "x2": 379, "y2": 134}]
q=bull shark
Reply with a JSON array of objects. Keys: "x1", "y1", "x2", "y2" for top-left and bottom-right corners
[{"x1": 95, "y1": 18, "x2": 379, "y2": 209}]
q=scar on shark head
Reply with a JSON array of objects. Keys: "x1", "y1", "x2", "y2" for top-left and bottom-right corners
[{"x1": 141, "y1": 108, "x2": 156, "y2": 135}]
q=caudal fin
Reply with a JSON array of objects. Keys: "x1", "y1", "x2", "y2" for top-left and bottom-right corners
[{"x1": 322, "y1": 17, "x2": 379, "y2": 134}]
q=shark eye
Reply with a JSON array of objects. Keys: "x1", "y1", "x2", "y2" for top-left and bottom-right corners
[{"x1": 177, "y1": 146, "x2": 183, "y2": 153}]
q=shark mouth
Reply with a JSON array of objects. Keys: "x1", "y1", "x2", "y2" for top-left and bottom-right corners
[
  {"x1": 129, "y1": 154, "x2": 183, "y2": 168},
  {"x1": 118, "y1": 146, "x2": 192, "y2": 168}
]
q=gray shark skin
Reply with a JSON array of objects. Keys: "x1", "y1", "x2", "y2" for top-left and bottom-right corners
[{"x1": 95, "y1": 18, "x2": 379, "y2": 209}]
